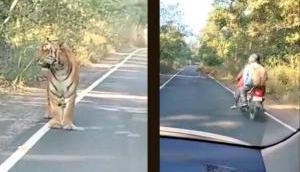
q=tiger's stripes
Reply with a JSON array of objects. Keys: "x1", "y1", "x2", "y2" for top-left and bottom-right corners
[{"x1": 37, "y1": 40, "x2": 79, "y2": 130}]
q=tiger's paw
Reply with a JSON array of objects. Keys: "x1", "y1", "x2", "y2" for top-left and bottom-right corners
[
  {"x1": 49, "y1": 120, "x2": 62, "y2": 129},
  {"x1": 63, "y1": 123, "x2": 84, "y2": 131},
  {"x1": 63, "y1": 123, "x2": 76, "y2": 130}
]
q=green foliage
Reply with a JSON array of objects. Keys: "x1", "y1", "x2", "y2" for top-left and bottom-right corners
[
  {"x1": 0, "y1": 0, "x2": 147, "y2": 88},
  {"x1": 160, "y1": 24, "x2": 192, "y2": 71},
  {"x1": 198, "y1": 44, "x2": 223, "y2": 66},
  {"x1": 198, "y1": 0, "x2": 299, "y2": 101},
  {"x1": 160, "y1": 2, "x2": 193, "y2": 72}
]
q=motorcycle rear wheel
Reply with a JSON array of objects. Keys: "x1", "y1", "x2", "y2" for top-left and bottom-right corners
[
  {"x1": 249, "y1": 101, "x2": 263, "y2": 120},
  {"x1": 249, "y1": 107, "x2": 256, "y2": 120}
]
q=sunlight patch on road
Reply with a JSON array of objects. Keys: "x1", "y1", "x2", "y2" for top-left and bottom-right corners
[
  {"x1": 116, "y1": 69, "x2": 141, "y2": 73},
  {"x1": 20, "y1": 154, "x2": 115, "y2": 161},
  {"x1": 115, "y1": 131, "x2": 131, "y2": 134},
  {"x1": 266, "y1": 104, "x2": 299, "y2": 110},
  {"x1": 114, "y1": 131, "x2": 141, "y2": 137},
  {"x1": 80, "y1": 126, "x2": 104, "y2": 130},
  {"x1": 109, "y1": 75, "x2": 140, "y2": 80},
  {"x1": 129, "y1": 56, "x2": 148, "y2": 61},
  {"x1": 202, "y1": 121, "x2": 242, "y2": 129},
  {"x1": 93, "y1": 104, "x2": 147, "y2": 114},
  {"x1": 9, "y1": 100, "x2": 47, "y2": 107},
  {"x1": 160, "y1": 114, "x2": 209, "y2": 122},
  {"x1": 97, "y1": 106, "x2": 120, "y2": 112},
  {"x1": 125, "y1": 61, "x2": 147, "y2": 66},
  {"x1": 120, "y1": 64, "x2": 147, "y2": 69},
  {"x1": 127, "y1": 133, "x2": 140, "y2": 137},
  {"x1": 85, "y1": 91, "x2": 147, "y2": 101},
  {"x1": 111, "y1": 52, "x2": 146, "y2": 57}
]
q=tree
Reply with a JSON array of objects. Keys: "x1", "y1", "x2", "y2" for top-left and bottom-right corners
[
  {"x1": 0, "y1": 0, "x2": 147, "y2": 88},
  {"x1": 198, "y1": 0, "x2": 299, "y2": 99},
  {"x1": 160, "y1": 1, "x2": 193, "y2": 72},
  {"x1": 160, "y1": 24, "x2": 192, "y2": 70}
]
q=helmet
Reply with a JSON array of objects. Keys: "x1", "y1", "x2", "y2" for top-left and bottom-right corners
[{"x1": 248, "y1": 53, "x2": 260, "y2": 63}]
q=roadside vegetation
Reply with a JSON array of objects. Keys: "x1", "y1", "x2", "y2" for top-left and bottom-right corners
[
  {"x1": 0, "y1": 0, "x2": 147, "y2": 91},
  {"x1": 160, "y1": 0, "x2": 299, "y2": 103},
  {"x1": 197, "y1": 0, "x2": 299, "y2": 103},
  {"x1": 160, "y1": 2, "x2": 193, "y2": 74}
]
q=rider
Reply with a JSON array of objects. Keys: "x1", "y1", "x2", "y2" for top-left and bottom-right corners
[
  {"x1": 230, "y1": 53, "x2": 267, "y2": 109},
  {"x1": 242, "y1": 53, "x2": 268, "y2": 105}
]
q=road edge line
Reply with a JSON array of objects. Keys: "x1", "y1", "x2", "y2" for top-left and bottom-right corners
[
  {"x1": 160, "y1": 68, "x2": 185, "y2": 90},
  {"x1": 0, "y1": 48, "x2": 146, "y2": 172},
  {"x1": 207, "y1": 74, "x2": 297, "y2": 132}
]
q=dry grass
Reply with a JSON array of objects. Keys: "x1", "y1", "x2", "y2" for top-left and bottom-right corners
[{"x1": 266, "y1": 64, "x2": 299, "y2": 103}]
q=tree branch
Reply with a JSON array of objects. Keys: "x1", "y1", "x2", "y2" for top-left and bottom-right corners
[{"x1": 3, "y1": 0, "x2": 19, "y2": 25}]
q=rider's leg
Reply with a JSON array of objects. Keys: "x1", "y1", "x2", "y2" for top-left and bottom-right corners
[
  {"x1": 230, "y1": 88, "x2": 241, "y2": 109},
  {"x1": 241, "y1": 85, "x2": 251, "y2": 106},
  {"x1": 235, "y1": 89, "x2": 241, "y2": 105}
]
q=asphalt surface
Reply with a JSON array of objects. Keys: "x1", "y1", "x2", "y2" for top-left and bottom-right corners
[
  {"x1": 160, "y1": 66, "x2": 297, "y2": 146},
  {"x1": 0, "y1": 50, "x2": 134, "y2": 153},
  {"x1": 1, "y1": 49, "x2": 147, "y2": 172}
]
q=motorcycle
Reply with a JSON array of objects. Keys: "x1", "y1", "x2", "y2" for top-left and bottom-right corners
[{"x1": 238, "y1": 86, "x2": 265, "y2": 120}]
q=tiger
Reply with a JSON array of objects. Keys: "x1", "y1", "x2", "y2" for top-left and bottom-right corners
[{"x1": 36, "y1": 39, "x2": 80, "y2": 130}]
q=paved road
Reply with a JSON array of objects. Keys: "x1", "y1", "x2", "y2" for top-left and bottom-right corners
[
  {"x1": 0, "y1": 49, "x2": 147, "y2": 172},
  {"x1": 160, "y1": 66, "x2": 297, "y2": 146},
  {"x1": 0, "y1": 50, "x2": 134, "y2": 154}
]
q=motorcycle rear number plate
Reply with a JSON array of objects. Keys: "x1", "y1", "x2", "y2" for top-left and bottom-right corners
[{"x1": 252, "y1": 96, "x2": 263, "y2": 101}]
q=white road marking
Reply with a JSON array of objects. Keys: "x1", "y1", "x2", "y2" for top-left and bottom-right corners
[
  {"x1": 160, "y1": 68, "x2": 185, "y2": 90},
  {"x1": 112, "y1": 52, "x2": 147, "y2": 58},
  {"x1": 207, "y1": 74, "x2": 297, "y2": 132},
  {"x1": 160, "y1": 74, "x2": 201, "y2": 78},
  {"x1": 0, "y1": 48, "x2": 147, "y2": 172}
]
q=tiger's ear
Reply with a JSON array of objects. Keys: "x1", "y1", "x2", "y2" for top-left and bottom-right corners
[
  {"x1": 45, "y1": 37, "x2": 52, "y2": 43},
  {"x1": 59, "y1": 41, "x2": 65, "y2": 48}
]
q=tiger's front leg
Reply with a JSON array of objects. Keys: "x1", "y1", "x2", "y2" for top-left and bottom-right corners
[
  {"x1": 62, "y1": 94, "x2": 77, "y2": 130},
  {"x1": 46, "y1": 95, "x2": 56, "y2": 119},
  {"x1": 47, "y1": 90, "x2": 63, "y2": 129},
  {"x1": 48, "y1": 100, "x2": 63, "y2": 129},
  {"x1": 45, "y1": 89, "x2": 53, "y2": 119}
]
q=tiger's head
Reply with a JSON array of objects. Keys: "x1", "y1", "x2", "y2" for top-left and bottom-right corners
[{"x1": 37, "y1": 39, "x2": 70, "y2": 70}]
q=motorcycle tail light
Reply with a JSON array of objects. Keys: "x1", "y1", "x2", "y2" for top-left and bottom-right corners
[{"x1": 253, "y1": 89, "x2": 265, "y2": 96}]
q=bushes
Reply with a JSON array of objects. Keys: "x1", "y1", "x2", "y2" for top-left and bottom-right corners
[
  {"x1": 0, "y1": 28, "x2": 145, "y2": 89},
  {"x1": 0, "y1": 0, "x2": 147, "y2": 90},
  {"x1": 266, "y1": 54, "x2": 299, "y2": 102},
  {"x1": 201, "y1": 54, "x2": 223, "y2": 66},
  {"x1": 0, "y1": 40, "x2": 42, "y2": 88}
]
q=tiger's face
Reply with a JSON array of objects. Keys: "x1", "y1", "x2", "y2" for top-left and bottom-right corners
[{"x1": 37, "y1": 41, "x2": 67, "y2": 70}]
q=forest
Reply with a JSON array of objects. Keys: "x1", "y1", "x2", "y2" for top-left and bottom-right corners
[
  {"x1": 160, "y1": 0, "x2": 299, "y2": 103},
  {"x1": 0, "y1": 0, "x2": 147, "y2": 89}
]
